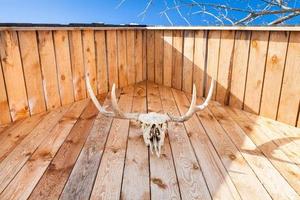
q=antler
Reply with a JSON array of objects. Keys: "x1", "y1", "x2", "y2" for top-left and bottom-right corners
[
  {"x1": 86, "y1": 74, "x2": 139, "y2": 120},
  {"x1": 168, "y1": 79, "x2": 215, "y2": 122}
]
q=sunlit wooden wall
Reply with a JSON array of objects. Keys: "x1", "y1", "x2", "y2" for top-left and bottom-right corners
[{"x1": 0, "y1": 28, "x2": 299, "y2": 127}]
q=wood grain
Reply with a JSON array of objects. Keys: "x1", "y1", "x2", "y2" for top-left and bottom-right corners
[
  {"x1": 135, "y1": 30, "x2": 143, "y2": 83},
  {"x1": 154, "y1": 30, "x2": 163, "y2": 84},
  {"x1": 146, "y1": 31, "x2": 155, "y2": 81},
  {"x1": 126, "y1": 30, "x2": 136, "y2": 85},
  {"x1": 163, "y1": 30, "x2": 173, "y2": 87},
  {"x1": 0, "y1": 53, "x2": 11, "y2": 124},
  {"x1": 106, "y1": 30, "x2": 119, "y2": 89}
]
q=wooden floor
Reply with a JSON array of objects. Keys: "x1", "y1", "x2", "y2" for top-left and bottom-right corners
[{"x1": 0, "y1": 81, "x2": 299, "y2": 200}]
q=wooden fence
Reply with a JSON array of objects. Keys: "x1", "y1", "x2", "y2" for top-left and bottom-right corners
[{"x1": 0, "y1": 27, "x2": 299, "y2": 127}]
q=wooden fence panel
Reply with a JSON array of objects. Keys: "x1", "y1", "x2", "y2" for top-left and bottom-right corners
[
  {"x1": 127, "y1": 30, "x2": 135, "y2": 85},
  {"x1": 95, "y1": 31, "x2": 108, "y2": 94},
  {"x1": 135, "y1": 30, "x2": 143, "y2": 83},
  {"x1": 216, "y1": 30, "x2": 235, "y2": 105},
  {"x1": 163, "y1": 30, "x2": 173, "y2": 87},
  {"x1": 0, "y1": 31, "x2": 29, "y2": 121},
  {"x1": 193, "y1": 30, "x2": 206, "y2": 97},
  {"x1": 0, "y1": 59, "x2": 11, "y2": 124},
  {"x1": 18, "y1": 31, "x2": 46, "y2": 114},
  {"x1": 106, "y1": 30, "x2": 118, "y2": 89},
  {"x1": 117, "y1": 30, "x2": 128, "y2": 88},
  {"x1": 277, "y1": 32, "x2": 300, "y2": 126},
  {"x1": 172, "y1": 30, "x2": 183, "y2": 90},
  {"x1": 229, "y1": 31, "x2": 251, "y2": 109},
  {"x1": 146, "y1": 31, "x2": 155, "y2": 82},
  {"x1": 260, "y1": 31, "x2": 289, "y2": 119},
  {"x1": 53, "y1": 30, "x2": 74, "y2": 105},
  {"x1": 154, "y1": 30, "x2": 163, "y2": 85},
  {"x1": 182, "y1": 31, "x2": 194, "y2": 93},
  {"x1": 69, "y1": 30, "x2": 86, "y2": 101},
  {"x1": 244, "y1": 31, "x2": 269, "y2": 114}
]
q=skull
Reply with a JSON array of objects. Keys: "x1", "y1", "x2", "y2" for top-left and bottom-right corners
[{"x1": 139, "y1": 112, "x2": 168, "y2": 157}]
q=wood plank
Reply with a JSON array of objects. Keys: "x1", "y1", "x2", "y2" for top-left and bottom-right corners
[
  {"x1": 0, "y1": 112, "x2": 46, "y2": 162},
  {"x1": 147, "y1": 82, "x2": 180, "y2": 200},
  {"x1": 60, "y1": 94, "x2": 114, "y2": 200},
  {"x1": 0, "y1": 119, "x2": 25, "y2": 138},
  {"x1": 163, "y1": 30, "x2": 173, "y2": 87},
  {"x1": 277, "y1": 32, "x2": 300, "y2": 126},
  {"x1": 209, "y1": 101, "x2": 299, "y2": 199},
  {"x1": 38, "y1": 30, "x2": 61, "y2": 109},
  {"x1": 244, "y1": 111, "x2": 300, "y2": 167},
  {"x1": 260, "y1": 31, "x2": 289, "y2": 119},
  {"x1": 154, "y1": 30, "x2": 163, "y2": 84},
  {"x1": 69, "y1": 30, "x2": 86, "y2": 100},
  {"x1": 28, "y1": 101, "x2": 97, "y2": 200},
  {"x1": 182, "y1": 30, "x2": 194, "y2": 93},
  {"x1": 126, "y1": 30, "x2": 135, "y2": 85},
  {"x1": 135, "y1": 30, "x2": 143, "y2": 83},
  {"x1": 216, "y1": 30, "x2": 235, "y2": 105},
  {"x1": 95, "y1": 31, "x2": 108, "y2": 94},
  {"x1": 0, "y1": 104, "x2": 71, "y2": 193},
  {"x1": 0, "y1": 31, "x2": 29, "y2": 120},
  {"x1": 117, "y1": 30, "x2": 128, "y2": 88},
  {"x1": 121, "y1": 82, "x2": 150, "y2": 200},
  {"x1": 53, "y1": 30, "x2": 75, "y2": 105},
  {"x1": 82, "y1": 30, "x2": 97, "y2": 94},
  {"x1": 18, "y1": 31, "x2": 46, "y2": 115},
  {"x1": 172, "y1": 89, "x2": 241, "y2": 200},
  {"x1": 226, "y1": 107, "x2": 300, "y2": 194},
  {"x1": 172, "y1": 30, "x2": 183, "y2": 90},
  {"x1": 146, "y1": 30, "x2": 155, "y2": 81},
  {"x1": 244, "y1": 31, "x2": 269, "y2": 114},
  {"x1": 0, "y1": 58, "x2": 11, "y2": 124},
  {"x1": 0, "y1": 100, "x2": 88, "y2": 200},
  {"x1": 187, "y1": 97, "x2": 272, "y2": 199},
  {"x1": 90, "y1": 85, "x2": 134, "y2": 200},
  {"x1": 159, "y1": 86, "x2": 211, "y2": 199},
  {"x1": 106, "y1": 30, "x2": 118, "y2": 89},
  {"x1": 206, "y1": 30, "x2": 220, "y2": 99},
  {"x1": 142, "y1": 30, "x2": 147, "y2": 81},
  {"x1": 229, "y1": 31, "x2": 251, "y2": 109},
  {"x1": 193, "y1": 30, "x2": 206, "y2": 97}
]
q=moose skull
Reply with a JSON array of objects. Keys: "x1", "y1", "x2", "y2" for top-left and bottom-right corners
[{"x1": 86, "y1": 75, "x2": 215, "y2": 157}]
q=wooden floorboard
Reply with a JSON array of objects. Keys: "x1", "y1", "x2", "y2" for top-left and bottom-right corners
[{"x1": 0, "y1": 82, "x2": 299, "y2": 200}]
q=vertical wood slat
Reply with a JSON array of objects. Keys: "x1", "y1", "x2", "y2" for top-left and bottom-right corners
[
  {"x1": 193, "y1": 30, "x2": 206, "y2": 97},
  {"x1": 135, "y1": 30, "x2": 143, "y2": 83},
  {"x1": 106, "y1": 30, "x2": 118, "y2": 89},
  {"x1": 182, "y1": 30, "x2": 194, "y2": 93},
  {"x1": 146, "y1": 30, "x2": 155, "y2": 82},
  {"x1": 277, "y1": 32, "x2": 300, "y2": 126},
  {"x1": 82, "y1": 30, "x2": 97, "y2": 94},
  {"x1": 53, "y1": 30, "x2": 74, "y2": 105},
  {"x1": 206, "y1": 30, "x2": 220, "y2": 99},
  {"x1": 126, "y1": 30, "x2": 135, "y2": 85},
  {"x1": 163, "y1": 30, "x2": 173, "y2": 87},
  {"x1": 18, "y1": 31, "x2": 46, "y2": 114},
  {"x1": 38, "y1": 31, "x2": 61, "y2": 110},
  {"x1": 244, "y1": 31, "x2": 269, "y2": 114},
  {"x1": 95, "y1": 31, "x2": 108, "y2": 94},
  {"x1": 117, "y1": 30, "x2": 128, "y2": 88},
  {"x1": 260, "y1": 31, "x2": 289, "y2": 119},
  {"x1": 172, "y1": 30, "x2": 183, "y2": 90},
  {"x1": 0, "y1": 31, "x2": 30, "y2": 121},
  {"x1": 142, "y1": 31, "x2": 147, "y2": 81},
  {"x1": 69, "y1": 30, "x2": 86, "y2": 101},
  {"x1": 0, "y1": 59, "x2": 11, "y2": 124},
  {"x1": 229, "y1": 31, "x2": 251, "y2": 109},
  {"x1": 216, "y1": 30, "x2": 235, "y2": 105},
  {"x1": 154, "y1": 30, "x2": 163, "y2": 84}
]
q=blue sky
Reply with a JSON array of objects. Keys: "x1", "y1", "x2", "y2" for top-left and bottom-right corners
[{"x1": 0, "y1": 0, "x2": 299, "y2": 25}]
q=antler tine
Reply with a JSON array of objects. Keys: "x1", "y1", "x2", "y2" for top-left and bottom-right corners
[
  {"x1": 168, "y1": 79, "x2": 215, "y2": 122},
  {"x1": 86, "y1": 74, "x2": 115, "y2": 117}
]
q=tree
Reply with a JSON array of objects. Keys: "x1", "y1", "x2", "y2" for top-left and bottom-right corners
[{"x1": 119, "y1": 0, "x2": 300, "y2": 25}]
